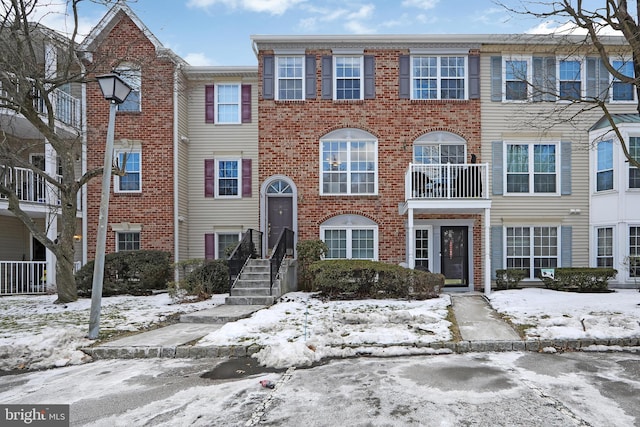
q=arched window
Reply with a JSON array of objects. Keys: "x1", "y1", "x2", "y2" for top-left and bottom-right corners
[
  {"x1": 320, "y1": 214, "x2": 378, "y2": 260},
  {"x1": 413, "y1": 131, "x2": 466, "y2": 164},
  {"x1": 267, "y1": 179, "x2": 293, "y2": 194},
  {"x1": 320, "y1": 128, "x2": 377, "y2": 195},
  {"x1": 115, "y1": 64, "x2": 141, "y2": 112}
]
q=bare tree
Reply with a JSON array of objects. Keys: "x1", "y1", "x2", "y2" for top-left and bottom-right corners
[
  {"x1": 497, "y1": 0, "x2": 640, "y2": 168},
  {"x1": 0, "y1": 0, "x2": 115, "y2": 303}
]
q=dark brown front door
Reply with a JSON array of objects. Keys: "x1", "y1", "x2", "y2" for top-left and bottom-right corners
[
  {"x1": 267, "y1": 196, "x2": 293, "y2": 250},
  {"x1": 441, "y1": 226, "x2": 468, "y2": 286}
]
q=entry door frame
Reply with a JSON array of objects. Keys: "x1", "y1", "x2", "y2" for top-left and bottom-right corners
[
  {"x1": 440, "y1": 225, "x2": 469, "y2": 287},
  {"x1": 260, "y1": 175, "x2": 298, "y2": 256}
]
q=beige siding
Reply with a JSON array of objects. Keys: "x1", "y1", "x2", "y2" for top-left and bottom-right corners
[
  {"x1": 177, "y1": 72, "x2": 190, "y2": 262},
  {"x1": 185, "y1": 77, "x2": 259, "y2": 259}
]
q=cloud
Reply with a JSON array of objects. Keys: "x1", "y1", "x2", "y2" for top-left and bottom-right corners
[
  {"x1": 187, "y1": 0, "x2": 305, "y2": 15},
  {"x1": 526, "y1": 19, "x2": 621, "y2": 36},
  {"x1": 24, "y1": 1, "x2": 97, "y2": 40},
  {"x1": 401, "y1": 0, "x2": 439, "y2": 10},
  {"x1": 184, "y1": 52, "x2": 215, "y2": 66}
]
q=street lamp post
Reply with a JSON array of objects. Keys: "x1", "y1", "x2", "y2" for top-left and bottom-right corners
[{"x1": 88, "y1": 74, "x2": 132, "y2": 339}]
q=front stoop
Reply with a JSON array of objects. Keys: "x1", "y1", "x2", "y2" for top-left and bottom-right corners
[{"x1": 226, "y1": 259, "x2": 277, "y2": 306}]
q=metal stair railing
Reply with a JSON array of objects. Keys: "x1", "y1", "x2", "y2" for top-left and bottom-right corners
[
  {"x1": 269, "y1": 228, "x2": 294, "y2": 295},
  {"x1": 227, "y1": 229, "x2": 263, "y2": 292}
]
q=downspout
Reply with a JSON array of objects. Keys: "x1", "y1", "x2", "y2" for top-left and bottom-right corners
[
  {"x1": 173, "y1": 63, "x2": 181, "y2": 282},
  {"x1": 81, "y1": 62, "x2": 88, "y2": 267}
]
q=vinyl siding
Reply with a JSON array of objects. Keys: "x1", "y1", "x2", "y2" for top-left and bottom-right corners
[
  {"x1": 185, "y1": 77, "x2": 259, "y2": 259},
  {"x1": 177, "y1": 71, "x2": 190, "y2": 262}
]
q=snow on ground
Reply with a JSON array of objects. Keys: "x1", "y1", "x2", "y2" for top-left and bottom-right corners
[
  {"x1": 489, "y1": 288, "x2": 640, "y2": 340},
  {"x1": 0, "y1": 293, "x2": 224, "y2": 371},
  {"x1": 196, "y1": 292, "x2": 453, "y2": 368},
  {"x1": 1, "y1": 288, "x2": 639, "y2": 372}
]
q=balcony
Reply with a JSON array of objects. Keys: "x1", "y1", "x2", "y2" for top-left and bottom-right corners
[
  {"x1": 0, "y1": 260, "x2": 82, "y2": 295},
  {"x1": 401, "y1": 163, "x2": 491, "y2": 214}
]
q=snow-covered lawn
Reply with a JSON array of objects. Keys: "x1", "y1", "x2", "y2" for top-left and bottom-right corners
[{"x1": 1, "y1": 288, "x2": 639, "y2": 372}]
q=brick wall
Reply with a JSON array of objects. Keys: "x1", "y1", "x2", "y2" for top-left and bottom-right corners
[{"x1": 85, "y1": 15, "x2": 175, "y2": 260}]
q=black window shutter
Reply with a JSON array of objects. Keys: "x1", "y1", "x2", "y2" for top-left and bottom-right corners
[
  {"x1": 263, "y1": 55, "x2": 274, "y2": 100},
  {"x1": 241, "y1": 84, "x2": 251, "y2": 123},
  {"x1": 364, "y1": 55, "x2": 375, "y2": 99},
  {"x1": 399, "y1": 55, "x2": 410, "y2": 99},
  {"x1": 305, "y1": 54, "x2": 316, "y2": 99},
  {"x1": 321, "y1": 55, "x2": 333, "y2": 99},
  {"x1": 205, "y1": 85, "x2": 215, "y2": 123}
]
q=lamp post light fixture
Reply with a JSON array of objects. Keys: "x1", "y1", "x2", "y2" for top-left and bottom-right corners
[{"x1": 88, "y1": 74, "x2": 132, "y2": 340}]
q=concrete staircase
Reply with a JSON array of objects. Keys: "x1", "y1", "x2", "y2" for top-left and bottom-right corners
[{"x1": 225, "y1": 259, "x2": 276, "y2": 306}]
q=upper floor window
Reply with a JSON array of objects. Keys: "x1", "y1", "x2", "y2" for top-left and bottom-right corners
[
  {"x1": 596, "y1": 140, "x2": 613, "y2": 191},
  {"x1": 334, "y1": 56, "x2": 362, "y2": 100},
  {"x1": 115, "y1": 66, "x2": 141, "y2": 112},
  {"x1": 612, "y1": 59, "x2": 635, "y2": 101},
  {"x1": 320, "y1": 128, "x2": 377, "y2": 195},
  {"x1": 216, "y1": 158, "x2": 240, "y2": 198},
  {"x1": 320, "y1": 214, "x2": 378, "y2": 260},
  {"x1": 216, "y1": 84, "x2": 241, "y2": 123},
  {"x1": 413, "y1": 132, "x2": 466, "y2": 165},
  {"x1": 412, "y1": 56, "x2": 466, "y2": 100},
  {"x1": 504, "y1": 58, "x2": 529, "y2": 101},
  {"x1": 559, "y1": 59, "x2": 581, "y2": 100},
  {"x1": 276, "y1": 56, "x2": 304, "y2": 100},
  {"x1": 630, "y1": 136, "x2": 640, "y2": 189},
  {"x1": 115, "y1": 150, "x2": 141, "y2": 193},
  {"x1": 506, "y1": 143, "x2": 557, "y2": 194}
]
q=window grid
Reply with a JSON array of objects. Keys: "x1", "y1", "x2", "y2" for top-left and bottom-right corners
[
  {"x1": 596, "y1": 227, "x2": 614, "y2": 268},
  {"x1": 117, "y1": 232, "x2": 140, "y2": 252},
  {"x1": 506, "y1": 143, "x2": 557, "y2": 194},
  {"x1": 116, "y1": 67, "x2": 141, "y2": 112},
  {"x1": 612, "y1": 60, "x2": 634, "y2": 101},
  {"x1": 217, "y1": 233, "x2": 240, "y2": 259},
  {"x1": 323, "y1": 228, "x2": 376, "y2": 260},
  {"x1": 116, "y1": 151, "x2": 141, "y2": 192},
  {"x1": 412, "y1": 56, "x2": 465, "y2": 100},
  {"x1": 335, "y1": 56, "x2": 362, "y2": 100},
  {"x1": 505, "y1": 60, "x2": 528, "y2": 101},
  {"x1": 559, "y1": 60, "x2": 581, "y2": 100},
  {"x1": 597, "y1": 140, "x2": 614, "y2": 191},
  {"x1": 415, "y1": 229, "x2": 430, "y2": 271},
  {"x1": 217, "y1": 160, "x2": 239, "y2": 197},
  {"x1": 216, "y1": 84, "x2": 240, "y2": 123},
  {"x1": 506, "y1": 226, "x2": 558, "y2": 279},
  {"x1": 321, "y1": 139, "x2": 376, "y2": 195},
  {"x1": 630, "y1": 227, "x2": 640, "y2": 278},
  {"x1": 324, "y1": 229, "x2": 347, "y2": 259},
  {"x1": 277, "y1": 56, "x2": 303, "y2": 100},
  {"x1": 629, "y1": 137, "x2": 640, "y2": 189}
]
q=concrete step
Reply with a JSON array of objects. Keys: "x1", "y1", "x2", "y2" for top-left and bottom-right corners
[
  {"x1": 231, "y1": 287, "x2": 272, "y2": 296},
  {"x1": 225, "y1": 295, "x2": 275, "y2": 306},
  {"x1": 239, "y1": 273, "x2": 271, "y2": 280},
  {"x1": 179, "y1": 304, "x2": 266, "y2": 323},
  {"x1": 233, "y1": 280, "x2": 271, "y2": 289}
]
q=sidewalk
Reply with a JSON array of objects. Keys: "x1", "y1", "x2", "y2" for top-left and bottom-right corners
[{"x1": 82, "y1": 294, "x2": 534, "y2": 360}]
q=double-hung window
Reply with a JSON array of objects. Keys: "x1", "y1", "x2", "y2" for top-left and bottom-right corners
[
  {"x1": 630, "y1": 227, "x2": 640, "y2": 278},
  {"x1": 596, "y1": 227, "x2": 614, "y2": 268},
  {"x1": 559, "y1": 59, "x2": 581, "y2": 100},
  {"x1": 117, "y1": 232, "x2": 140, "y2": 252},
  {"x1": 217, "y1": 232, "x2": 241, "y2": 258},
  {"x1": 506, "y1": 226, "x2": 558, "y2": 279},
  {"x1": 216, "y1": 159, "x2": 240, "y2": 198},
  {"x1": 320, "y1": 215, "x2": 378, "y2": 260},
  {"x1": 115, "y1": 150, "x2": 141, "y2": 193},
  {"x1": 412, "y1": 56, "x2": 466, "y2": 100},
  {"x1": 504, "y1": 58, "x2": 529, "y2": 101},
  {"x1": 334, "y1": 56, "x2": 362, "y2": 100},
  {"x1": 596, "y1": 140, "x2": 614, "y2": 191},
  {"x1": 505, "y1": 143, "x2": 557, "y2": 194},
  {"x1": 215, "y1": 84, "x2": 241, "y2": 123},
  {"x1": 612, "y1": 59, "x2": 635, "y2": 101},
  {"x1": 629, "y1": 136, "x2": 640, "y2": 189},
  {"x1": 321, "y1": 129, "x2": 377, "y2": 195},
  {"x1": 115, "y1": 66, "x2": 141, "y2": 112},
  {"x1": 276, "y1": 56, "x2": 304, "y2": 100}
]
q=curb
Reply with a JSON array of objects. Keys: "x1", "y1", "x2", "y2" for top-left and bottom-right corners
[{"x1": 81, "y1": 337, "x2": 640, "y2": 360}]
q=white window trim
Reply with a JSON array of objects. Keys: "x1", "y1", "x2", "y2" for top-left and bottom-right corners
[
  {"x1": 628, "y1": 135, "x2": 640, "y2": 191},
  {"x1": 114, "y1": 149, "x2": 142, "y2": 194},
  {"x1": 595, "y1": 139, "x2": 615, "y2": 193},
  {"x1": 115, "y1": 231, "x2": 141, "y2": 252},
  {"x1": 320, "y1": 225, "x2": 379, "y2": 260},
  {"x1": 319, "y1": 129, "x2": 378, "y2": 196},
  {"x1": 275, "y1": 55, "x2": 305, "y2": 101},
  {"x1": 333, "y1": 55, "x2": 364, "y2": 101},
  {"x1": 557, "y1": 57, "x2": 584, "y2": 101},
  {"x1": 410, "y1": 55, "x2": 468, "y2": 101},
  {"x1": 594, "y1": 226, "x2": 615, "y2": 268},
  {"x1": 414, "y1": 225, "x2": 433, "y2": 269},
  {"x1": 214, "y1": 83, "x2": 241, "y2": 124},
  {"x1": 503, "y1": 141, "x2": 560, "y2": 196},
  {"x1": 215, "y1": 231, "x2": 242, "y2": 259},
  {"x1": 215, "y1": 157, "x2": 241, "y2": 199},
  {"x1": 610, "y1": 57, "x2": 637, "y2": 103},
  {"x1": 628, "y1": 225, "x2": 640, "y2": 279},
  {"x1": 503, "y1": 56, "x2": 532, "y2": 102},
  {"x1": 504, "y1": 225, "x2": 560, "y2": 280}
]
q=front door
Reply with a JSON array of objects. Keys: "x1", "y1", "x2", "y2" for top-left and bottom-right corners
[
  {"x1": 267, "y1": 196, "x2": 293, "y2": 250},
  {"x1": 440, "y1": 226, "x2": 468, "y2": 286}
]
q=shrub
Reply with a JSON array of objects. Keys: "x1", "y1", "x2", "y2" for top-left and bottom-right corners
[
  {"x1": 538, "y1": 267, "x2": 617, "y2": 292},
  {"x1": 296, "y1": 240, "x2": 328, "y2": 291},
  {"x1": 495, "y1": 269, "x2": 527, "y2": 290},
  {"x1": 76, "y1": 250, "x2": 172, "y2": 296},
  {"x1": 171, "y1": 259, "x2": 229, "y2": 300},
  {"x1": 309, "y1": 259, "x2": 443, "y2": 300}
]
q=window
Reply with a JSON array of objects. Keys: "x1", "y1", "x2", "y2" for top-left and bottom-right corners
[
  {"x1": 596, "y1": 227, "x2": 614, "y2": 268},
  {"x1": 216, "y1": 159, "x2": 240, "y2": 197},
  {"x1": 115, "y1": 151, "x2": 141, "y2": 193},
  {"x1": 596, "y1": 140, "x2": 613, "y2": 191},
  {"x1": 320, "y1": 215, "x2": 378, "y2": 260},
  {"x1": 415, "y1": 228, "x2": 431, "y2": 271},
  {"x1": 217, "y1": 233, "x2": 240, "y2": 258},
  {"x1": 506, "y1": 226, "x2": 558, "y2": 279},
  {"x1": 412, "y1": 56, "x2": 466, "y2": 100},
  {"x1": 276, "y1": 56, "x2": 303, "y2": 100},
  {"x1": 630, "y1": 227, "x2": 640, "y2": 278},
  {"x1": 506, "y1": 143, "x2": 557, "y2": 194},
  {"x1": 559, "y1": 59, "x2": 581, "y2": 100},
  {"x1": 629, "y1": 136, "x2": 640, "y2": 189},
  {"x1": 612, "y1": 60, "x2": 634, "y2": 101},
  {"x1": 115, "y1": 66, "x2": 141, "y2": 112},
  {"x1": 215, "y1": 84, "x2": 240, "y2": 123},
  {"x1": 320, "y1": 129, "x2": 377, "y2": 195},
  {"x1": 334, "y1": 56, "x2": 362, "y2": 100},
  {"x1": 504, "y1": 59, "x2": 529, "y2": 101},
  {"x1": 117, "y1": 232, "x2": 140, "y2": 252}
]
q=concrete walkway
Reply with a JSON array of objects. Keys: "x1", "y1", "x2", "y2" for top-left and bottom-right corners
[{"x1": 450, "y1": 294, "x2": 521, "y2": 341}]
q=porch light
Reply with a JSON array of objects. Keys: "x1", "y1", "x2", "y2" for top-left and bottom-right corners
[{"x1": 96, "y1": 73, "x2": 132, "y2": 104}]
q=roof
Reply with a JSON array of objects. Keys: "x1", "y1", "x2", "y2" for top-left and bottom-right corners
[
  {"x1": 589, "y1": 114, "x2": 640, "y2": 131},
  {"x1": 183, "y1": 66, "x2": 258, "y2": 80}
]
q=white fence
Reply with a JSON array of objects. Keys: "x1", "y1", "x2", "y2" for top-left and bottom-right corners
[{"x1": 0, "y1": 261, "x2": 47, "y2": 295}]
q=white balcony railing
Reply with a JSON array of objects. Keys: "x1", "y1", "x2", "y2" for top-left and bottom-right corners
[
  {"x1": 1, "y1": 82, "x2": 81, "y2": 128},
  {"x1": 406, "y1": 163, "x2": 488, "y2": 200},
  {"x1": 0, "y1": 261, "x2": 47, "y2": 295}
]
